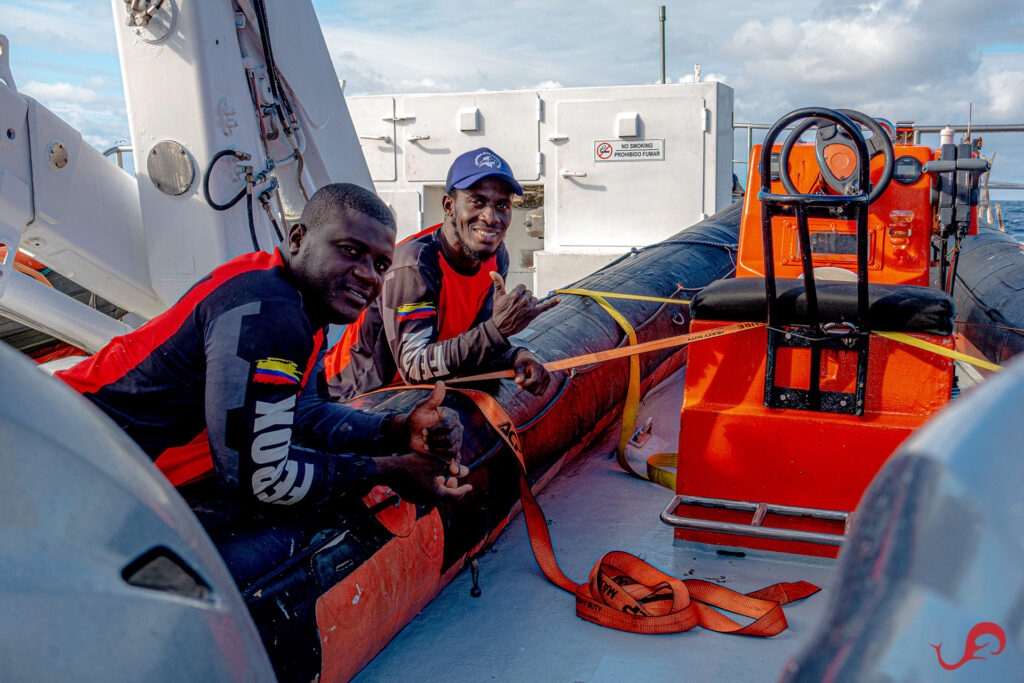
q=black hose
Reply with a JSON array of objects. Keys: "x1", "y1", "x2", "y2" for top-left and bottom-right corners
[
  {"x1": 938, "y1": 235, "x2": 950, "y2": 292},
  {"x1": 295, "y1": 146, "x2": 308, "y2": 201},
  {"x1": 946, "y1": 231, "x2": 966, "y2": 297},
  {"x1": 245, "y1": 188, "x2": 260, "y2": 252},
  {"x1": 252, "y1": 0, "x2": 309, "y2": 200},
  {"x1": 203, "y1": 149, "x2": 248, "y2": 211},
  {"x1": 252, "y1": 0, "x2": 292, "y2": 132},
  {"x1": 259, "y1": 183, "x2": 284, "y2": 242}
]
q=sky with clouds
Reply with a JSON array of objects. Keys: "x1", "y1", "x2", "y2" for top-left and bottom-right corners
[{"x1": 3, "y1": 0, "x2": 1023, "y2": 196}]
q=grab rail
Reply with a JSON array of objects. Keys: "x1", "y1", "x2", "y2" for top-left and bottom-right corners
[
  {"x1": 660, "y1": 494, "x2": 850, "y2": 547},
  {"x1": 733, "y1": 121, "x2": 1023, "y2": 189},
  {"x1": 103, "y1": 144, "x2": 133, "y2": 168}
]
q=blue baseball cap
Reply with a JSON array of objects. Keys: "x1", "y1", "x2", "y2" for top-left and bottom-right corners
[{"x1": 445, "y1": 147, "x2": 523, "y2": 196}]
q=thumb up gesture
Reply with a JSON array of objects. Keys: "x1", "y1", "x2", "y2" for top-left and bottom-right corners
[{"x1": 489, "y1": 272, "x2": 560, "y2": 338}]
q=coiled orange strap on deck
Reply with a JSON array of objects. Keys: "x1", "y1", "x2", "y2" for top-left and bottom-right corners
[{"x1": 453, "y1": 386, "x2": 820, "y2": 636}]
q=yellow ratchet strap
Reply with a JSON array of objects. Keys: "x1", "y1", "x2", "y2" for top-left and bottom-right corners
[
  {"x1": 564, "y1": 291, "x2": 641, "y2": 471},
  {"x1": 645, "y1": 452, "x2": 679, "y2": 490},
  {"x1": 554, "y1": 288, "x2": 690, "y2": 306},
  {"x1": 875, "y1": 331, "x2": 1003, "y2": 372},
  {"x1": 553, "y1": 288, "x2": 688, "y2": 483}
]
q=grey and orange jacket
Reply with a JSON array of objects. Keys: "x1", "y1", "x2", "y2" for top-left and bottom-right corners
[{"x1": 324, "y1": 223, "x2": 516, "y2": 401}]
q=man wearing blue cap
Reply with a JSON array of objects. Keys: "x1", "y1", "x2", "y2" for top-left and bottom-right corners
[{"x1": 323, "y1": 147, "x2": 558, "y2": 400}]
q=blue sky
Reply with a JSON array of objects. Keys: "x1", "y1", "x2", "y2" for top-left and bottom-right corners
[{"x1": 3, "y1": 0, "x2": 1023, "y2": 197}]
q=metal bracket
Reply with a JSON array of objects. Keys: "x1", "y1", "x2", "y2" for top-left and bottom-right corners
[
  {"x1": 660, "y1": 494, "x2": 849, "y2": 546},
  {"x1": 765, "y1": 327, "x2": 869, "y2": 415},
  {"x1": 126, "y1": 0, "x2": 176, "y2": 43},
  {"x1": 630, "y1": 417, "x2": 654, "y2": 447},
  {"x1": 0, "y1": 35, "x2": 16, "y2": 91}
]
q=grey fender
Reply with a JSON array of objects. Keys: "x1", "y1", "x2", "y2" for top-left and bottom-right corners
[
  {"x1": 0, "y1": 342, "x2": 274, "y2": 681},
  {"x1": 781, "y1": 354, "x2": 1024, "y2": 681}
]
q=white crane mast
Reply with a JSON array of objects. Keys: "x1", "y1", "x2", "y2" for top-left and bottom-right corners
[{"x1": 0, "y1": 0, "x2": 373, "y2": 352}]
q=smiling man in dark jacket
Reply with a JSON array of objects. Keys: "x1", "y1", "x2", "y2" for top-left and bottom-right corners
[{"x1": 58, "y1": 183, "x2": 469, "y2": 507}]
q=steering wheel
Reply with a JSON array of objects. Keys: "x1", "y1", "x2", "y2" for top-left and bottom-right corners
[{"x1": 779, "y1": 108, "x2": 895, "y2": 203}]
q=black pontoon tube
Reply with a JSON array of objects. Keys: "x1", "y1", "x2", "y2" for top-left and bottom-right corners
[{"x1": 951, "y1": 227, "x2": 1024, "y2": 364}]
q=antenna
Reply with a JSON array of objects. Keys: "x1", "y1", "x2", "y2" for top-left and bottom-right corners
[
  {"x1": 966, "y1": 102, "x2": 973, "y2": 142},
  {"x1": 659, "y1": 6, "x2": 666, "y2": 84}
]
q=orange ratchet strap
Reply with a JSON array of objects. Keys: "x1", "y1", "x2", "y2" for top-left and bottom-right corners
[
  {"x1": 452, "y1": 386, "x2": 819, "y2": 636},
  {"x1": 446, "y1": 321, "x2": 764, "y2": 383},
  {"x1": 447, "y1": 321, "x2": 765, "y2": 487}
]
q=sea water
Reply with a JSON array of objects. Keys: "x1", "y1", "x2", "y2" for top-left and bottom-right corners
[{"x1": 999, "y1": 200, "x2": 1024, "y2": 241}]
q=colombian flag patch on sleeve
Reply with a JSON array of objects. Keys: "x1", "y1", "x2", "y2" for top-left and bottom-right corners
[
  {"x1": 253, "y1": 357, "x2": 302, "y2": 385},
  {"x1": 396, "y1": 302, "x2": 437, "y2": 321}
]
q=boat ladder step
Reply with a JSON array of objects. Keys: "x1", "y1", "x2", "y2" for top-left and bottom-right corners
[{"x1": 660, "y1": 494, "x2": 852, "y2": 547}]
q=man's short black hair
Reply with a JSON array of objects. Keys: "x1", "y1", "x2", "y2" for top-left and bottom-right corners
[{"x1": 300, "y1": 183, "x2": 395, "y2": 232}]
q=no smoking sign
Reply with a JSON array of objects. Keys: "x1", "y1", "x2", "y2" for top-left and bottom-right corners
[{"x1": 594, "y1": 139, "x2": 665, "y2": 162}]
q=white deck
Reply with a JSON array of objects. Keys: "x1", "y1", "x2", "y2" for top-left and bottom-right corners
[{"x1": 356, "y1": 372, "x2": 839, "y2": 682}]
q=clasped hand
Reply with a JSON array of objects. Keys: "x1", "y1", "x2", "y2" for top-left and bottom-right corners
[{"x1": 376, "y1": 381, "x2": 471, "y2": 504}]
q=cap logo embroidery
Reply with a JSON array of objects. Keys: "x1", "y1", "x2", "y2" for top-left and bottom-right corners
[{"x1": 474, "y1": 152, "x2": 500, "y2": 169}]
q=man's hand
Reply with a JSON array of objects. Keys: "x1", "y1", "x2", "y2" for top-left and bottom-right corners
[
  {"x1": 513, "y1": 349, "x2": 551, "y2": 395},
  {"x1": 490, "y1": 272, "x2": 560, "y2": 338},
  {"x1": 393, "y1": 381, "x2": 464, "y2": 458},
  {"x1": 372, "y1": 453, "x2": 473, "y2": 505}
]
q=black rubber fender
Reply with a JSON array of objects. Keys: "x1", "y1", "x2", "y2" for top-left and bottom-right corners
[{"x1": 952, "y1": 228, "x2": 1024, "y2": 363}]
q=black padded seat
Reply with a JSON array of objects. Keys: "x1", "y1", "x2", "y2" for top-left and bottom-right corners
[{"x1": 691, "y1": 277, "x2": 954, "y2": 336}]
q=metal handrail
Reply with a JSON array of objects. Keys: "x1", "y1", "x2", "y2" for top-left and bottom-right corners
[
  {"x1": 733, "y1": 122, "x2": 785, "y2": 168},
  {"x1": 660, "y1": 494, "x2": 850, "y2": 547},
  {"x1": 103, "y1": 144, "x2": 133, "y2": 168},
  {"x1": 732, "y1": 121, "x2": 1024, "y2": 192},
  {"x1": 912, "y1": 123, "x2": 1024, "y2": 144}
]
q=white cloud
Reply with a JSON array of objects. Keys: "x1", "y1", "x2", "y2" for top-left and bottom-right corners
[
  {"x1": 21, "y1": 80, "x2": 104, "y2": 105},
  {"x1": 677, "y1": 71, "x2": 727, "y2": 84},
  {"x1": 713, "y1": 0, "x2": 1024, "y2": 196},
  {"x1": 3, "y1": 0, "x2": 1022, "y2": 194},
  {"x1": 3, "y1": 1, "x2": 118, "y2": 56},
  {"x1": 82, "y1": 75, "x2": 120, "y2": 90},
  {"x1": 19, "y1": 78, "x2": 129, "y2": 152},
  {"x1": 985, "y1": 70, "x2": 1024, "y2": 116},
  {"x1": 720, "y1": 0, "x2": 1023, "y2": 122}
]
